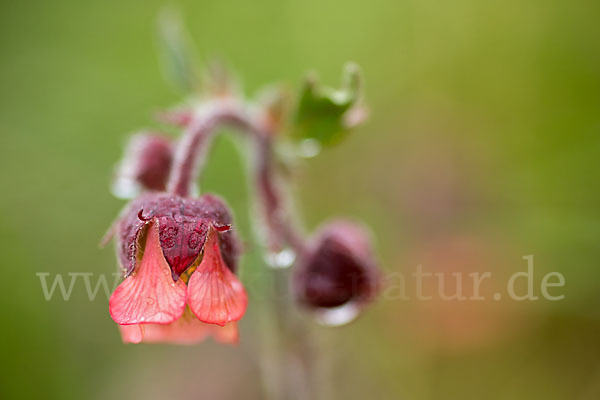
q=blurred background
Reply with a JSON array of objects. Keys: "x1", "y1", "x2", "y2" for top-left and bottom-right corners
[{"x1": 1, "y1": 0, "x2": 600, "y2": 399}]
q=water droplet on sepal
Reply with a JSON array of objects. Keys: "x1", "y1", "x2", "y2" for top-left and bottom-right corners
[{"x1": 314, "y1": 302, "x2": 360, "y2": 327}]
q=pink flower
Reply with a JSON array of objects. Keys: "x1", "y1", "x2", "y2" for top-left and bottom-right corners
[{"x1": 106, "y1": 193, "x2": 247, "y2": 344}]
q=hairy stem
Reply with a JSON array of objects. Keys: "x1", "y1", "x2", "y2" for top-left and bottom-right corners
[{"x1": 167, "y1": 99, "x2": 248, "y2": 196}]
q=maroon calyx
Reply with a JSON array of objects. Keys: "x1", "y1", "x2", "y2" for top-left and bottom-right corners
[{"x1": 114, "y1": 192, "x2": 239, "y2": 280}]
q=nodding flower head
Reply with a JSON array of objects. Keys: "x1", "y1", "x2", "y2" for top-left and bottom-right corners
[
  {"x1": 106, "y1": 192, "x2": 247, "y2": 344},
  {"x1": 293, "y1": 220, "x2": 380, "y2": 313},
  {"x1": 112, "y1": 133, "x2": 174, "y2": 198}
]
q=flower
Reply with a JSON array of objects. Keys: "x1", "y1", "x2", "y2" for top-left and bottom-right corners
[
  {"x1": 106, "y1": 192, "x2": 247, "y2": 344},
  {"x1": 293, "y1": 220, "x2": 380, "y2": 313},
  {"x1": 112, "y1": 133, "x2": 175, "y2": 199}
]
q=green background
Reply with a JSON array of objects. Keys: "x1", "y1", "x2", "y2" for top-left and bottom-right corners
[{"x1": 1, "y1": 0, "x2": 599, "y2": 399}]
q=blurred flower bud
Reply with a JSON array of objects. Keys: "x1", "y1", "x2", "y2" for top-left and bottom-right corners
[
  {"x1": 112, "y1": 133, "x2": 174, "y2": 199},
  {"x1": 293, "y1": 220, "x2": 380, "y2": 321}
]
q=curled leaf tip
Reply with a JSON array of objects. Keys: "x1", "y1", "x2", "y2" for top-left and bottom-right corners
[{"x1": 292, "y1": 63, "x2": 366, "y2": 148}]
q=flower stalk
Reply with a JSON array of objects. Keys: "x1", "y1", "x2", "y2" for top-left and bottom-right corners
[{"x1": 162, "y1": 96, "x2": 318, "y2": 398}]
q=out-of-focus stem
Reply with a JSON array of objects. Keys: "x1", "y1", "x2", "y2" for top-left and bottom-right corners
[
  {"x1": 253, "y1": 134, "x2": 306, "y2": 256},
  {"x1": 259, "y1": 267, "x2": 319, "y2": 400}
]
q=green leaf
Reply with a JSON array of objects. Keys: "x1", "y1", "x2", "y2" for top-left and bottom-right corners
[
  {"x1": 157, "y1": 8, "x2": 201, "y2": 94},
  {"x1": 292, "y1": 63, "x2": 365, "y2": 147}
]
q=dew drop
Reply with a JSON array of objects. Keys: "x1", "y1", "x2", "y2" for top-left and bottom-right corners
[
  {"x1": 297, "y1": 139, "x2": 321, "y2": 158},
  {"x1": 188, "y1": 231, "x2": 201, "y2": 249},
  {"x1": 264, "y1": 248, "x2": 296, "y2": 269},
  {"x1": 315, "y1": 302, "x2": 360, "y2": 327},
  {"x1": 111, "y1": 176, "x2": 141, "y2": 200}
]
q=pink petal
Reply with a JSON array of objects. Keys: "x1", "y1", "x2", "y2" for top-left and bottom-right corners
[
  {"x1": 119, "y1": 324, "x2": 144, "y2": 344},
  {"x1": 116, "y1": 314, "x2": 239, "y2": 345},
  {"x1": 187, "y1": 229, "x2": 248, "y2": 326},
  {"x1": 109, "y1": 222, "x2": 186, "y2": 325},
  {"x1": 140, "y1": 313, "x2": 211, "y2": 344},
  {"x1": 210, "y1": 321, "x2": 240, "y2": 345}
]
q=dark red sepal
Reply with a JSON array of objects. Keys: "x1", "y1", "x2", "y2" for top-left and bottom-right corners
[{"x1": 114, "y1": 192, "x2": 239, "y2": 279}]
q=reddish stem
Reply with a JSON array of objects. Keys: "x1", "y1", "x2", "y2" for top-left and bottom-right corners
[
  {"x1": 166, "y1": 99, "x2": 306, "y2": 255},
  {"x1": 167, "y1": 100, "x2": 241, "y2": 196}
]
